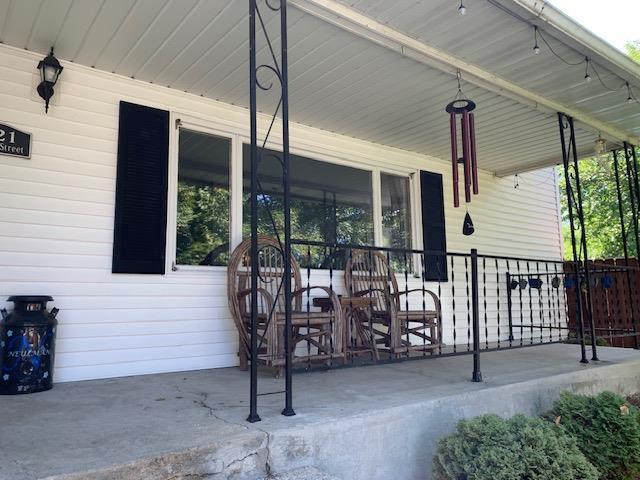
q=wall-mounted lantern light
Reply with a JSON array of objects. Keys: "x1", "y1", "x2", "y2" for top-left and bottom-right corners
[{"x1": 37, "y1": 47, "x2": 63, "y2": 113}]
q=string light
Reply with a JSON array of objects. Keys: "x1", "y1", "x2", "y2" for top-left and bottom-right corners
[
  {"x1": 584, "y1": 57, "x2": 592, "y2": 83},
  {"x1": 528, "y1": 23, "x2": 639, "y2": 107},
  {"x1": 458, "y1": 0, "x2": 467, "y2": 15},
  {"x1": 594, "y1": 136, "x2": 607, "y2": 157},
  {"x1": 532, "y1": 27, "x2": 540, "y2": 55}
]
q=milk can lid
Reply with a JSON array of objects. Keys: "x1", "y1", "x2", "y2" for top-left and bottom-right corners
[{"x1": 7, "y1": 296, "x2": 54, "y2": 303}]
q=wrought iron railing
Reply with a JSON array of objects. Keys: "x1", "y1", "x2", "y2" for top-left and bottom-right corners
[
  {"x1": 242, "y1": 236, "x2": 640, "y2": 419},
  {"x1": 285, "y1": 240, "x2": 573, "y2": 370}
]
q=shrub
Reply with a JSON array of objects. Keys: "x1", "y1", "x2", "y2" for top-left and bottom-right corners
[
  {"x1": 432, "y1": 414, "x2": 598, "y2": 480},
  {"x1": 548, "y1": 391, "x2": 640, "y2": 480},
  {"x1": 565, "y1": 332, "x2": 609, "y2": 346}
]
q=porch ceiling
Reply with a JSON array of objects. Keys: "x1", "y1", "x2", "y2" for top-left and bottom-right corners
[{"x1": 1, "y1": 0, "x2": 638, "y2": 176}]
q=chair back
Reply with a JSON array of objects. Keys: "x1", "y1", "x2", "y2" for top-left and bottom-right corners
[
  {"x1": 345, "y1": 249, "x2": 399, "y2": 312},
  {"x1": 228, "y1": 236, "x2": 302, "y2": 339}
]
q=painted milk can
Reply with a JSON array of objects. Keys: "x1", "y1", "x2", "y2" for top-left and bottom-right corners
[{"x1": 0, "y1": 296, "x2": 58, "y2": 394}]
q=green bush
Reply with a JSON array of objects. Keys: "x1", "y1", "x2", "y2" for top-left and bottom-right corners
[
  {"x1": 548, "y1": 391, "x2": 640, "y2": 480},
  {"x1": 432, "y1": 414, "x2": 598, "y2": 480},
  {"x1": 565, "y1": 332, "x2": 609, "y2": 347}
]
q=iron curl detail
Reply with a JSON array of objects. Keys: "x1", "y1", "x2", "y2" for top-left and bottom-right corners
[
  {"x1": 265, "y1": 0, "x2": 281, "y2": 11},
  {"x1": 255, "y1": 64, "x2": 282, "y2": 91}
]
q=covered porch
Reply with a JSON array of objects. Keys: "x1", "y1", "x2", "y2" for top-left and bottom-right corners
[
  {"x1": 0, "y1": 0, "x2": 639, "y2": 460},
  {"x1": 2, "y1": 344, "x2": 640, "y2": 480}
]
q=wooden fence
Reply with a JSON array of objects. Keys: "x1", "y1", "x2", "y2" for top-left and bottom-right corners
[{"x1": 565, "y1": 258, "x2": 640, "y2": 348}]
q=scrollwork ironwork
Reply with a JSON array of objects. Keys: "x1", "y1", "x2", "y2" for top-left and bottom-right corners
[
  {"x1": 248, "y1": 0, "x2": 294, "y2": 422},
  {"x1": 557, "y1": 112, "x2": 598, "y2": 363}
]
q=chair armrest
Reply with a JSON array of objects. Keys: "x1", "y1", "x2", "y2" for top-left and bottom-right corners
[
  {"x1": 292, "y1": 286, "x2": 343, "y2": 319},
  {"x1": 393, "y1": 288, "x2": 442, "y2": 314},
  {"x1": 351, "y1": 288, "x2": 389, "y2": 297}
]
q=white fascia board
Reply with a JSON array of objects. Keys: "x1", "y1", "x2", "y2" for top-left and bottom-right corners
[
  {"x1": 289, "y1": 0, "x2": 639, "y2": 146},
  {"x1": 501, "y1": 0, "x2": 640, "y2": 85},
  {"x1": 493, "y1": 146, "x2": 595, "y2": 177}
]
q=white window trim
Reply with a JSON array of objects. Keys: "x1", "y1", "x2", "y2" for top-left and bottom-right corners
[
  {"x1": 166, "y1": 112, "x2": 237, "y2": 275},
  {"x1": 410, "y1": 171, "x2": 423, "y2": 278},
  {"x1": 371, "y1": 168, "x2": 383, "y2": 246},
  {"x1": 166, "y1": 111, "x2": 420, "y2": 275}
]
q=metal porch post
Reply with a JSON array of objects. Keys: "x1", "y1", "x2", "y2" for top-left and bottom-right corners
[
  {"x1": 623, "y1": 143, "x2": 640, "y2": 350},
  {"x1": 569, "y1": 116, "x2": 598, "y2": 361},
  {"x1": 613, "y1": 149, "x2": 639, "y2": 349},
  {"x1": 471, "y1": 248, "x2": 482, "y2": 382},
  {"x1": 506, "y1": 272, "x2": 514, "y2": 341},
  {"x1": 248, "y1": 0, "x2": 294, "y2": 421},
  {"x1": 557, "y1": 113, "x2": 589, "y2": 363},
  {"x1": 280, "y1": 0, "x2": 295, "y2": 418},
  {"x1": 624, "y1": 143, "x2": 640, "y2": 260},
  {"x1": 248, "y1": 0, "x2": 260, "y2": 423},
  {"x1": 630, "y1": 144, "x2": 640, "y2": 223}
]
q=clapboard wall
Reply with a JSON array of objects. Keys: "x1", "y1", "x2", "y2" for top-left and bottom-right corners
[{"x1": 0, "y1": 45, "x2": 563, "y2": 382}]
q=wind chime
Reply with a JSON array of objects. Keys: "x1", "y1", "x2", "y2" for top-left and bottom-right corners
[{"x1": 446, "y1": 72, "x2": 478, "y2": 236}]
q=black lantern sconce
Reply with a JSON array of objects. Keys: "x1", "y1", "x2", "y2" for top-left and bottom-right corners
[{"x1": 37, "y1": 47, "x2": 63, "y2": 113}]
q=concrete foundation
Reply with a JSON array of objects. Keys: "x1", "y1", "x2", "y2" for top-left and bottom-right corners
[{"x1": 2, "y1": 345, "x2": 640, "y2": 480}]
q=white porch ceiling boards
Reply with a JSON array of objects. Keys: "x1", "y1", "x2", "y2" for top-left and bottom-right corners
[{"x1": 0, "y1": 0, "x2": 638, "y2": 176}]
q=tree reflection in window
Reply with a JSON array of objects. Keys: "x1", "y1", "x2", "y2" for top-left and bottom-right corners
[
  {"x1": 242, "y1": 145, "x2": 373, "y2": 268},
  {"x1": 381, "y1": 173, "x2": 413, "y2": 272},
  {"x1": 176, "y1": 130, "x2": 230, "y2": 266}
]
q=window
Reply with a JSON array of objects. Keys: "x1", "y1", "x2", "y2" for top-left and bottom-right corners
[
  {"x1": 169, "y1": 130, "x2": 417, "y2": 271},
  {"x1": 175, "y1": 129, "x2": 231, "y2": 266},
  {"x1": 242, "y1": 145, "x2": 374, "y2": 265},
  {"x1": 381, "y1": 172, "x2": 413, "y2": 271},
  {"x1": 381, "y1": 173, "x2": 412, "y2": 250}
]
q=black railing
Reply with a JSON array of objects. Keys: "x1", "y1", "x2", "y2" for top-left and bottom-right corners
[
  {"x1": 243, "y1": 237, "x2": 630, "y2": 420},
  {"x1": 284, "y1": 240, "x2": 572, "y2": 371}
]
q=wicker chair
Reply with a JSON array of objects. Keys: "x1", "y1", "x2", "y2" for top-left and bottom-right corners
[
  {"x1": 345, "y1": 249, "x2": 442, "y2": 356},
  {"x1": 227, "y1": 236, "x2": 345, "y2": 373}
]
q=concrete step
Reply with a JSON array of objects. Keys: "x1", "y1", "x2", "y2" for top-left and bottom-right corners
[{"x1": 266, "y1": 467, "x2": 341, "y2": 480}]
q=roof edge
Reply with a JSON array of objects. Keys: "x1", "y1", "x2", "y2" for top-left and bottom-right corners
[
  {"x1": 503, "y1": 0, "x2": 640, "y2": 85},
  {"x1": 291, "y1": 0, "x2": 639, "y2": 147}
]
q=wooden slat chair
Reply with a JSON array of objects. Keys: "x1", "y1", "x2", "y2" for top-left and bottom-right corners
[
  {"x1": 228, "y1": 236, "x2": 345, "y2": 372},
  {"x1": 345, "y1": 249, "x2": 442, "y2": 356}
]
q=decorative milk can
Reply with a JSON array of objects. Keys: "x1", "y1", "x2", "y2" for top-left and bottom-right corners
[{"x1": 0, "y1": 296, "x2": 58, "y2": 394}]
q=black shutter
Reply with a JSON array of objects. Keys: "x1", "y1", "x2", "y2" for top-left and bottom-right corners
[
  {"x1": 420, "y1": 171, "x2": 448, "y2": 281},
  {"x1": 112, "y1": 101, "x2": 169, "y2": 274}
]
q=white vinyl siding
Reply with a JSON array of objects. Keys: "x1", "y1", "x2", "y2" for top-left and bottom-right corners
[{"x1": 0, "y1": 44, "x2": 563, "y2": 382}]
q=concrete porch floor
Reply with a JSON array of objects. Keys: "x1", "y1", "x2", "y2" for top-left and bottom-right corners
[{"x1": 2, "y1": 345, "x2": 640, "y2": 480}]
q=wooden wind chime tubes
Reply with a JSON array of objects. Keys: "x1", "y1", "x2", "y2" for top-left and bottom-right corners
[{"x1": 446, "y1": 99, "x2": 478, "y2": 208}]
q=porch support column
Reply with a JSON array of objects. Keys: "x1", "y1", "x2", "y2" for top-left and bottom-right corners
[
  {"x1": 613, "y1": 149, "x2": 639, "y2": 349},
  {"x1": 633, "y1": 146, "x2": 640, "y2": 218},
  {"x1": 280, "y1": 0, "x2": 295, "y2": 418},
  {"x1": 557, "y1": 112, "x2": 597, "y2": 363},
  {"x1": 248, "y1": 0, "x2": 294, "y2": 422},
  {"x1": 248, "y1": 0, "x2": 261, "y2": 424},
  {"x1": 623, "y1": 144, "x2": 640, "y2": 349},
  {"x1": 624, "y1": 143, "x2": 640, "y2": 258}
]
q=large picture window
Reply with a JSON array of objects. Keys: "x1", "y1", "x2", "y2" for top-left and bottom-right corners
[
  {"x1": 242, "y1": 145, "x2": 374, "y2": 264},
  {"x1": 175, "y1": 129, "x2": 231, "y2": 266},
  {"x1": 169, "y1": 129, "x2": 416, "y2": 271}
]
